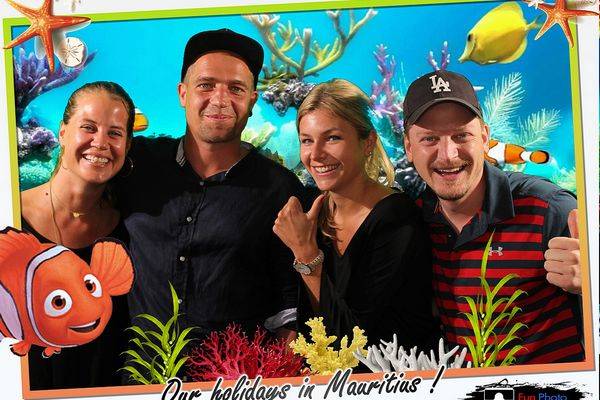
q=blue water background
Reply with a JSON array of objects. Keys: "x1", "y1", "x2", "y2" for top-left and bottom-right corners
[{"x1": 14, "y1": 1, "x2": 575, "y2": 176}]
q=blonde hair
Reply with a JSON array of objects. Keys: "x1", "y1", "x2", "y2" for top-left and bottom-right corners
[{"x1": 297, "y1": 78, "x2": 395, "y2": 239}]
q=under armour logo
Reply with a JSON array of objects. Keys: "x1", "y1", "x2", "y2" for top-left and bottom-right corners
[
  {"x1": 489, "y1": 246, "x2": 503, "y2": 256},
  {"x1": 429, "y1": 75, "x2": 451, "y2": 93}
]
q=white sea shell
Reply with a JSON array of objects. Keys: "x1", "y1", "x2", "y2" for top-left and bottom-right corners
[{"x1": 57, "y1": 37, "x2": 87, "y2": 68}]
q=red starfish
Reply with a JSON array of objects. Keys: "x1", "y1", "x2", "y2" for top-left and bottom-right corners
[
  {"x1": 3, "y1": 0, "x2": 90, "y2": 72},
  {"x1": 532, "y1": 0, "x2": 599, "y2": 47}
]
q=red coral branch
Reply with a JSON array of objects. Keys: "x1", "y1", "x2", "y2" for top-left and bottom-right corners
[{"x1": 186, "y1": 324, "x2": 305, "y2": 381}]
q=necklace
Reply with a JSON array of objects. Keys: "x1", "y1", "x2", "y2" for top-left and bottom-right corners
[
  {"x1": 48, "y1": 180, "x2": 64, "y2": 245},
  {"x1": 48, "y1": 179, "x2": 102, "y2": 218}
]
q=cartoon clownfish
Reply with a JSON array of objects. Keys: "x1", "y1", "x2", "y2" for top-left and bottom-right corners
[
  {"x1": 485, "y1": 139, "x2": 550, "y2": 167},
  {"x1": 0, "y1": 228, "x2": 134, "y2": 358}
]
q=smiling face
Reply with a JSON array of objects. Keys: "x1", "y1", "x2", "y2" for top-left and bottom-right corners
[
  {"x1": 404, "y1": 101, "x2": 489, "y2": 202},
  {"x1": 178, "y1": 51, "x2": 257, "y2": 144},
  {"x1": 32, "y1": 252, "x2": 112, "y2": 346},
  {"x1": 298, "y1": 109, "x2": 375, "y2": 193},
  {"x1": 58, "y1": 90, "x2": 130, "y2": 184}
]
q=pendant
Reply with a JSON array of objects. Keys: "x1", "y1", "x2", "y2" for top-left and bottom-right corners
[{"x1": 72, "y1": 211, "x2": 84, "y2": 218}]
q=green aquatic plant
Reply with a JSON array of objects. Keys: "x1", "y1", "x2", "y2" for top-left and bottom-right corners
[
  {"x1": 121, "y1": 284, "x2": 195, "y2": 384},
  {"x1": 241, "y1": 123, "x2": 276, "y2": 148},
  {"x1": 552, "y1": 167, "x2": 577, "y2": 193},
  {"x1": 460, "y1": 231, "x2": 527, "y2": 367},
  {"x1": 245, "y1": 9, "x2": 377, "y2": 89}
]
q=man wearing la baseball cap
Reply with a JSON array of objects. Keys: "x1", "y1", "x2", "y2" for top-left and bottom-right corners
[
  {"x1": 116, "y1": 29, "x2": 305, "y2": 350},
  {"x1": 403, "y1": 70, "x2": 585, "y2": 365}
]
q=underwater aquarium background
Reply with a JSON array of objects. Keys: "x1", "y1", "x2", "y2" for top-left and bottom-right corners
[{"x1": 11, "y1": 1, "x2": 578, "y2": 194}]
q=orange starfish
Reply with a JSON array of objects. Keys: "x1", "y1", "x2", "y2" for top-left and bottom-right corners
[
  {"x1": 3, "y1": 0, "x2": 90, "y2": 72},
  {"x1": 532, "y1": 0, "x2": 599, "y2": 47}
]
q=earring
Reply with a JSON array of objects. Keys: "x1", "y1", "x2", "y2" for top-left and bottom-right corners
[{"x1": 119, "y1": 156, "x2": 134, "y2": 178}]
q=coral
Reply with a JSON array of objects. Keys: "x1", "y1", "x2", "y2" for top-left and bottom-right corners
[
  {"x1": 394, "y1": 157, "x2": 426, "y2": 199},
  {"x1": 355, "y1": 336, "x2": 471, "y2": 372},
  {"x1": 427, "y1": 41, "x2": 450, "y2": 71},
  {"x1": 186, "y1": 324, "x2": 305, "y2": 381},
  {"x1": 370, "y1": 44, "x2": 404, "y2": 135},
  {"x1": 551, "y1": 167, "x2": 577, "y2": 193},
  {"x1": 293, "y1": 165, "x2": 316, "y2": 187},
  {"x1": 241, "y1": 123, "x2": 276, "y2": 148},
  {"x1": 245, "y1": 10, "x2": 376, "y2": 88},
  {"x1": 289, "y1": 317, "x2": 367, "y2": 375},
  {"x1": 13, "y1": 46, "x2": 96, "y2": 124},
  {"x1": 122, "y1": 284, "x2": 195, "y2": 384},
  {"x1": 261, "y1": 78, "x2": 315, "y2": 116},
  {"x1": 258, "y1": 148, "x2": 286, "y2": 166},
  {"x1": 460, "y1": 231, "x2": 527, "y2": 367},
  {"x1": 17, "y1": 119, "x2": 59, "y2": 159},
  {"x1": 18, "y1": 154, "x2": 57, "y2": 190}
]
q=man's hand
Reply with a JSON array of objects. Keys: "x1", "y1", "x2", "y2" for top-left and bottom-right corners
[{"x1": 544, "y1": 209, "x2": 582, "y2": 294}]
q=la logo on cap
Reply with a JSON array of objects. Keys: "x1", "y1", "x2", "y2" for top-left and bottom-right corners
[{"x1": 429, "y1": 75, "x2": 451, "y2": 93}]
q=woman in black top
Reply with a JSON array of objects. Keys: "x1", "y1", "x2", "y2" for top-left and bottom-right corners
[
  {"x1": 20, "y1": 81, "x2": 135, "y2": 389},
  {"x1": 273, "y1": 79, "x2": 438, "y2": 350}
]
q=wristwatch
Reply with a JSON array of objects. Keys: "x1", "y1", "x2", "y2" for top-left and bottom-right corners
[{"x1": 293, "y1": 250, "x2": 324, "y2": 275}]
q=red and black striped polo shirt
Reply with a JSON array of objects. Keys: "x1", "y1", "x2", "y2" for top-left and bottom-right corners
[{"x1": 418, "y1": 162, "x2": 584, "y2": 365}]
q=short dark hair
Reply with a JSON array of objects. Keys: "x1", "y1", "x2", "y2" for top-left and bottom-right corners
[{"x1": 181, "y1": 28, "x2": 264, "y2": 87}]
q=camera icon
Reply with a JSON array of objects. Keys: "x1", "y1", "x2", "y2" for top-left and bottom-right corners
[{"x1": 484, "y1": 388, "x2": 515, "y2": 400}]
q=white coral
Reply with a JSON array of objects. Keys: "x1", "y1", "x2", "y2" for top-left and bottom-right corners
[{"x1": 354, "y1": 336, "x2": 471, "y2": 372}]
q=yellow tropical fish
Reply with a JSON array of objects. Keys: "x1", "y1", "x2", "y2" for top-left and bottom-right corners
[
  {"x1": 133, "y1": 108, "x2": 148, "y2": 132},
  {"x1": 459, "y1": 2, "x2": 540, "y2": 65}
]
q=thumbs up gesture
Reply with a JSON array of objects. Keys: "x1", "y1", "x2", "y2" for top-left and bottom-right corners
[
  {"x1": 273, "y1": 194, "x2": 325, "y2": 264},
  {"x1": 544, "y1": 209, "x2": 582, "y2": 294}
]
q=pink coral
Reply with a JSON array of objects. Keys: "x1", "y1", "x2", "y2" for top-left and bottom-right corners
[{"x1": 186, "y1": 324, "x2": 306, "y2": 381}]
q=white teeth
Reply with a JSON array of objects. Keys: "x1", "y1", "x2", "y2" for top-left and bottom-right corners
[
  {"x1": 438, "y1": 167, "x2": 462, "y2": 173},
  {"x1": 314, "y1": 165, "x2": 339, "y2": 173},
  {"x1": 83, "y1": 155, "x2": 109, "y2": 164}
]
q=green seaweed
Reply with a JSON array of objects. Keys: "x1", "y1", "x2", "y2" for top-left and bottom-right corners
[
  {"x1": 552, "y1": 167, "x2": 577, "y2": 193},
  {"x1": 241, "y1": 123, "x2": 276, "y2": 148},
  {"x1": 460, "y1": 231, "x2": 527, "y2": 367},
  {"x1": 121, "y1": 283, "x2": 196, "y2": 384}
]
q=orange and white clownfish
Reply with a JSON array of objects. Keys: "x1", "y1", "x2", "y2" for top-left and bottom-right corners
[
  {"x1": 485, "y1": 139, "x2": 550, "y2": 167},
  {"x1": 0, "y1": 228, "x2": 134, "y2": 358},
  {"x1": 133, "y1": 108, "x2": 148, "y2": 132}
]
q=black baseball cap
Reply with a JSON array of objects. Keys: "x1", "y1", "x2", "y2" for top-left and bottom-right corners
[
  {"x1": 403, "y1": 70, "x2": 482, "y2": 130},
  {"x1": 181, "y1": 28, "x2": 264, "y2": 87}
]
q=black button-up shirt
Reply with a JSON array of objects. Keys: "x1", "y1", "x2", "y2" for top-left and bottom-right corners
[{"x1": 115, "y1": 136, "x2": 305, "y2": 338}]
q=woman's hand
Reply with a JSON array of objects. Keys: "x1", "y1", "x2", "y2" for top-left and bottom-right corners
[{"x1": 273, "y1": 194, "x2": 325, "y2": 262}]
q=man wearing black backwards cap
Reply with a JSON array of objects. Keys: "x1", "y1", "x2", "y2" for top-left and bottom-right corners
[
  {"x1": 403, "y1": 71, "x2": 584, "y2": 364},
  {"x1": 117, "y1": 29, "x2": 304, "y2": 348}
]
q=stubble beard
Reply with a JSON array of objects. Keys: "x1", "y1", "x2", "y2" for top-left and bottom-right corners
[{"x1": 435, "y1": 184, "x2": 470, "y2": 201}]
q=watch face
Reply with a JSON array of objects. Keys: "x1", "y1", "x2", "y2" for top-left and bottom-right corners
[{"x1": 294, "y1": 263, "x2": 312, "y2": 275}]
